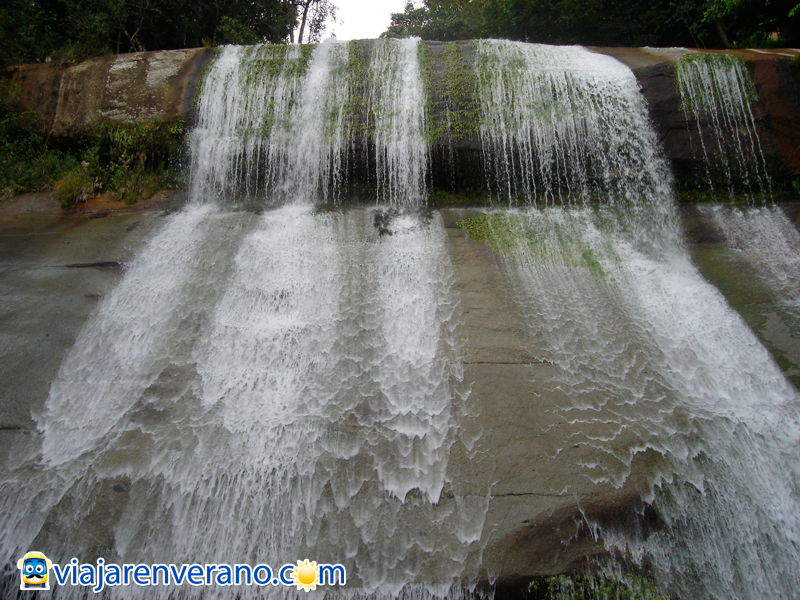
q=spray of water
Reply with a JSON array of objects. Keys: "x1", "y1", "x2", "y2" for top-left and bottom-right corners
[{"x1": 705, "y1": 204, "x2": 800, "y2": 316}]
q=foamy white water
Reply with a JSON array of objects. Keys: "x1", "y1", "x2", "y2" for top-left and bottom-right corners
[
  {"x1": 0, "y1": 206, "x2": 486, "y2": 599},
  {"x1": 476, "y1": 41, "x2": 673, "y2": 207},
  {"x1": 479, "y1": 206, "x2": 800, "y2": 599},
  {"x1": 467, "y1": 40, "x2": 800, "y2": 600},
  {"x1": 0, "y1": 39, "x2": 484, "y2": 599}
]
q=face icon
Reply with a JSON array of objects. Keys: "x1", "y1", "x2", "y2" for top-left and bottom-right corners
[{"x1": 17, "y1": 552, "x2": 51, "y2": 590}]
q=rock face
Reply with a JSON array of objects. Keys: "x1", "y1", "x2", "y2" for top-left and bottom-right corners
[
  {"x1": 593, "y1": 47, "x2": 800, "y2": 184},
  {"x1": 4, "y1": 44, "x2": 799, "y2": 184},
  {"x1": 7, "y1": 48, "x2": 211, "y2": 137}
]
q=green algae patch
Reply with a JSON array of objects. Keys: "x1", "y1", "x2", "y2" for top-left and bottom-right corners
[
  {"x1": 428, "y1": 188, "x2": 492, "y2": 207},
  {"x1": 457, "y1": 213, "x2": 520, "y2": 254},
  {"x1": 456, "y1": 212, "x2": 611, "y2": 277}
]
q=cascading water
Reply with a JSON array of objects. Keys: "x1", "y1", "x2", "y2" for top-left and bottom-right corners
[
  {"x1": 705, "y1": 204, "x2": 800, "y2": 315},
  {"x1": 462, "y1": 40, "x2": 800, "y2": 599},
  {"x1": 190, "y1": 38, "x2": 428, "y2": 208},
  {"x1": 368, "y1": 38, "x2": 428, "y2": 207},
  {"x1": 0, "y1": 38, "x2": 489, "y2": 599},
  {"x1": 2, "y1": 35, "x2": 799, "y2": 600},
  {"x1": 675, "y1": 52, "x2": 771, "y2": 198},
  {"x1": 678, "y1": 52, "x2": 800, "y2": 332},
  {"x1": 476, "y1": 41, "x2": 672, "y2": 206}
]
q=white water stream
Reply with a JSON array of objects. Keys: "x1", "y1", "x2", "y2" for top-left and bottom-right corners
[
  {"x1": 676, "y1": 53, "x2": 771, "y2": 197},
  {"x1": 471, "y1": 41, "x2": 800, "y2": 600},
  {"x1": 0, "y1": 39, "x2": 487, "y2": 599}
]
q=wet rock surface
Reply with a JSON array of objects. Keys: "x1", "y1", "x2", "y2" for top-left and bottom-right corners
[{"x1": 0, "y1": 203, "x2": 797, "y2": 589}]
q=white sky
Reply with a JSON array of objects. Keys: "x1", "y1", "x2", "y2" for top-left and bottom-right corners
[{"x1": 328, "y1": 0, "x2": 411, "y2": 40}]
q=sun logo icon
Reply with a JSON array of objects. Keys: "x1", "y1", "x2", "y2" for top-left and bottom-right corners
[{"x1": 291, "y1": 559, "x2": 319, "y2": 592}]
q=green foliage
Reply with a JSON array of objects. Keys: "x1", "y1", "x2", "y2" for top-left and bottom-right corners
[
  {"x1": 2, "y1": 82, "x2": 184, "y2": 207},
  {"x1": 529, "y1": 573, "x2": 669, "y2": 600},
  {"x1": 0, "y1": 0, "x2": 301, "y2": 70},
  {"x1": 0, "y1": 81, "x2": 80, "y2": 199},
  {"x1": 54, "y1": 169, "x2": 94, "y2": 207},
  {"x1": 382, "y1": 0, "x2": 482, "y2": 40},
  {"x1": 72, "y1": 117, "x2": 184, "y2": 205},
  {"x1": 382, "y1": 0, "x2": 799, "y2": 49}
]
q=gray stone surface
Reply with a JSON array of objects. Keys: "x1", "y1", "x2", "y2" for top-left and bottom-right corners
[
  {"x1": 440, "y1": 210, "x2": 654, "y2": 582},
  {"x1": 7, "y1": 48, "x2": 211, "y2": 137},
  {"x1": 0, "y1": 208, "x2": 168, "y2": 466}
]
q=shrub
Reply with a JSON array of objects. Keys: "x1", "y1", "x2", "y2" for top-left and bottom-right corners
[{"x1": 55, "y1": 170, "x2": 94, "y2": 208}]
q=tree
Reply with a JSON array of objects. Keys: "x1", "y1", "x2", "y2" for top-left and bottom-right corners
[
  {"x1": 381, "y1": 0, "x2": 800, "y2": 48},
  {"x1": 289, "y1": 0, "x2": 337, "y2": 44},
  {"x1": 382, "y1": 0, "x2": 483, "y2": 40},
  {"x1": 0, "y1": 0, "x2": 300, "y2": 68}
]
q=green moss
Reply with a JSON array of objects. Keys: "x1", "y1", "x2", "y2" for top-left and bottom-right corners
[
  {"x1": 457, "y1": 212, "x2": 614, "y2": 277},
  {"x1": 676, "y1": 189, "x2": 783, "y2": 204},
  {"x1": 343, "y1": 40, "x2": 373, "y2": 140},
  {"x1": 529, "y1": 573, "x2": 669, "y2": 600},
  {"x1": 424, "y1": 41, "x2": 481, "y2": 145},
  {"x1": 428, "y1": 188, "x2": 492, "y2": 207},
  {"x1": 457, "y1": 213, "x2": 521, "y2": 253}
]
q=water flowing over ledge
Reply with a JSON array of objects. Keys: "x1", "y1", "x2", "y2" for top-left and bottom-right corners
[
  {"x1": 7, "y1": 43, "x2": 800, "y2": 198},
  {"x1": 0, "y1": 38, "x2": 799, "y2": 600}
]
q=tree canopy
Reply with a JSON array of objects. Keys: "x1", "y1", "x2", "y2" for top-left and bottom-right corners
[
  {"x1": 0, "y1": 0, "x2": 337, "y2": 68},
  {"x1": 382, "y1": 0, "x2": 800, "y2": 48},
  {"x1": 2, "y1": 0, "x2": 798, "y2": 70}
]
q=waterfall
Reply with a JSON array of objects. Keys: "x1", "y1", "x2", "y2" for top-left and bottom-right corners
[
  {"x1": 189, "y1": 38, "x2": 428, "y2": 207},
  {"x1": 675, "y1": 53, "x2": 771, "y2": 198},
  {"x1": 0, "y1": 39, "x2": 488, "y2": 600},
  {"x1": 2, "y1": 37, "x2": 799, "y2": 600},
  {"x1": 476, "y1": 41, "x2": 673, "y2": 207},
  {"x1": 469, "y1": 207, "x2": 800, "y2": 599},
  {"x1": 462, "y1": 40, "x2": 800, "y2": 599},
  {"x1": 682, "y1": 51, "x2": 800, "y2": 372}
]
